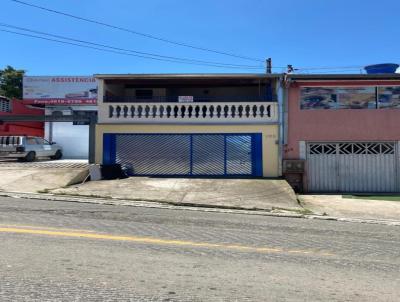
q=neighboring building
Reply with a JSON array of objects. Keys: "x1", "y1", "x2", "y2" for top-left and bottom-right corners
[
  {"x1": 95, "y1": 74, "x2": 281, "y2": 178},
  {"x1": 22, "y1": 76, "x2": 98, "y2": 159},
  {"x1": 283, "y1": 74, "x2": 400, "y2": 193},
  {"x1": 0, "y1": 96, "x2": 44, "y2": 137}
]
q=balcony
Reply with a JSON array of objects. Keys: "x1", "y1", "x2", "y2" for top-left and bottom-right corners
[{"x1": 99, "y1": 101, "x2": 278, "y2": 124}]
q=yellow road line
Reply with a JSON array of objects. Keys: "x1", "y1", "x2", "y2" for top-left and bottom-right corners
[
  {"x1": 0, "y1": 223, "x2": 95, "y2": 233},
  {"x1": 0, "y1": 226, "x2": 334, "y2": 257}
]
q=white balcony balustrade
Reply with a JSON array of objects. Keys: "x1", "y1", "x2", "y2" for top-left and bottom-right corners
[{"x1": 99, "y1": 102, "x2": 278, "y2": 124}]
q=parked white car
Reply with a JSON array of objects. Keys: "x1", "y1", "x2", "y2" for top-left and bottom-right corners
[{"x1": 0, "y1": 136, "x2": 63, "y2": 162}]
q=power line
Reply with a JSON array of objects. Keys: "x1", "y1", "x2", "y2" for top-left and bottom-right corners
[
  {"x1": 7, "y1": 1, "x2": 373, "y2": 74},
  {"x1": 0, "y1": 23, "x2": 264, "y2": 69},
  {"x1": 10, "y1": 0, "x2": 265, "y2": 63},
  {"x1": 0, "y1": 29, "x2": 268, "y2": 70}
]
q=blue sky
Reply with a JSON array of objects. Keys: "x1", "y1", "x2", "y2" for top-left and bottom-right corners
[{"x1": 0, "y1": 0, "x2": 399, "y2": 75}]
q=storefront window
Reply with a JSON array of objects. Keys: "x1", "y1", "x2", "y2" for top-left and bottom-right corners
[
  {"x1": 300, "y1": 87, "x2": 337, "y2": 109},
  {"x1": 300, "y1": 87, "x2": 376, "y2": 110},
  {"x1": 378, "y1": 86, "x2": 400, "y2": 108},
  {"x1": 336, "y1": 87, "x2": 376, "y2": 109}
]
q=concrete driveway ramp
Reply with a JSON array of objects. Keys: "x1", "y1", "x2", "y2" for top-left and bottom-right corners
[
  {"x1": 0, "y1": 165, "x2": 89, "y2": 193},
  {"x1": 54, "y1": 178, "x2": 300, "y2": 211}
]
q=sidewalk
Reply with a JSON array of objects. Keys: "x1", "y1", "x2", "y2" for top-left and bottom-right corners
[
  {"x1": 51, "y1": 177, "x2": 302, "y2": 212},
  {"x1": 299, "y1": 194, "x2": 400, "y2": 221},
  {"x1": 2, "y1": 164, "x2": 399, "y2": 224}
]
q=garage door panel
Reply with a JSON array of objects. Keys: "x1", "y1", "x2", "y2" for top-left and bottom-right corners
[
  {"x1": 308, "y1": 142, "x2": 398, "y2": 193},
  {"x1": 104, "y1": 133, "x2": 262, "y2": 177},
  {"x1": 308, "y1": 154, "x2": 338, "y2": 192},
  {"x1": 192, "y1": 135, "x2": 225, "y2": 175},
  {"x1": 226, "y1": 135, "x2": 252, "y2": 175},
  {"x1": 338, "y1": 154, "x2": 372, "y2": 192},
  {"x1": 371, "y1": 155, "x2": 393, "y2": 192},
  {"x1": 116, "y1": 134, "x2": 191, "y2": 175},
  {"x1": 307, "y1": 143, "x2": 338, "y2": 192}
]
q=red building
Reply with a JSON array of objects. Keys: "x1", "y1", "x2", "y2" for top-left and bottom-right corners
[{"x1": 0, "y1": 96, "x2": 44, "y2": 137}]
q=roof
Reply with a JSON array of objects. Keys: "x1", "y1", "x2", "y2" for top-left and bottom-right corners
[
  {"x1": 286, "y1": 73, "x2": 400, "y2": 81},
  {"x1": 94, "y1": 73, "x2": 281, "y2": 80},
  {"x1": 95, "y1": 72, "x2": 400, "y2": 81}
]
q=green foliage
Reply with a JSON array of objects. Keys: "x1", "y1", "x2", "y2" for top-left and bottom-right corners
[{"x1": 0, "y1": 66, "x2": 25, "y2": 99}]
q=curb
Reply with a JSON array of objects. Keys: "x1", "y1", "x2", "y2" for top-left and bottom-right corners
[
  {"x1": 306, "y1": 215, "x2": 400, "y2": 226},
  {"x1": 0, "y1": 191, "x2": 305, "y2": 218},
  {"x1": 1, "y1": 191, "x2": 400, "y2": 227}
]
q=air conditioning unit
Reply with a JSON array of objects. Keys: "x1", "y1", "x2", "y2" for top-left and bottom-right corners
[{"x1": 283, "y1": 159, "x2": 305, "y2": 173}]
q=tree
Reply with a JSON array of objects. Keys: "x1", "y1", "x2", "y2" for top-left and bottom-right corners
[{"x1": 0, "y1": 66, "x2": 25, "y2": 99}]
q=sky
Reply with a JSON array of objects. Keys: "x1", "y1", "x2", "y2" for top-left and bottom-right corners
[{"x1": 0, "y1": 0, "x2": 399, "y2": 76}]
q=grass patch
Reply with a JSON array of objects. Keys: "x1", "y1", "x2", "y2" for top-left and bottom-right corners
[{"x1": 343, "y1": 195, "x2": 400, "y2": 202}]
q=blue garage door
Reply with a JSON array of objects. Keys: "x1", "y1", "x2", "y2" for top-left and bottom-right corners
[{"x1": 103, "y1": 133, "x2": 262, "y2": 177}]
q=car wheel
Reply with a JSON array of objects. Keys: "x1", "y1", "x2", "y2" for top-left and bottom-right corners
[
  {"x1": 50, "y1": 150, "x2": 62, "y2": 160},
  {"x1": 24, "y1": 151, "x2": 36, "y2": 162}
]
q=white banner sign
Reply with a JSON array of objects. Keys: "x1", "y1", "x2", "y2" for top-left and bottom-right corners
[
  {"x1": 23, "y1": 76, "x2": 97, "y2": 105},
  {"x1": 178, "y1": 95, "x2": 194, "y2": 103}
]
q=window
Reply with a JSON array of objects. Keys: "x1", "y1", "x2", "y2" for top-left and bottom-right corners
[
  {"x1": 135, "y1": 89, "x2": 153, "y2": 100},
  {"x1": 26, "y1": 137, "x2": 37, "y2": 145},
  {"x1": 300, "y1": 87, "x2": 376, "y2": 110},
  {"x1": 336, "y1": 87, "x2": 376, "y2": 109},
  {"x1": 35, "y1": 138, "x2": 50, "y2": 145},
  {"x1": 300, "y1": 87, "x2": 337, "y2": 109},
  {"x1": 378, "y1": 86, "x2": 400, "y2": 108},
  {"x1": 0, "y1": 97, "x2": 11, "y2": 112}
]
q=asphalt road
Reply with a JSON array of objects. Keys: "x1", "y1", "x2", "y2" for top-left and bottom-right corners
[{"x1": 0, "y1": 196, "x2": 399, "y2": 302}]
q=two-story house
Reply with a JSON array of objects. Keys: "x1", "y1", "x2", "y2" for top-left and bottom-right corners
[
  {"x1": 283, "y1": 73, "x2": 400, "y2": 193},
  {"x1": 94, "y1": 74, "x2": 281, "y2": 178}
]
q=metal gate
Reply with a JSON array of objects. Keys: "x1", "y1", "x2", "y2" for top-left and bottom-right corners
[
  {"x1": 307, "y1": 142, "x2": 398, "y2": 192},
  {"x1": 103, "y1": 133, "x2": 262, "y2": 177}
]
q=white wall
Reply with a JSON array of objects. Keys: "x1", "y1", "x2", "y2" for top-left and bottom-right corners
[
  {"x1": 45, "y1": 122, "x2": 89, "y2": 159},
  {"x1": 167, "y1": 86, "x2": 262, "y2": 98}
]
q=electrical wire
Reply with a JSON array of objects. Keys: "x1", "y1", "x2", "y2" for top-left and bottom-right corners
[
  {"x1": 7, "y1": 1, "x2": 375, "y2": 73},
  {"x1": 10, "y1": 0, "x2": 265, "y2": 63},
  {"x1": 0, "y1": 29, "x2": 269, "y2": 70},
  {"x1": 0, "y1": 22, "x2": 264, "y2": 69},
  {"x1": 5, "y1": 1, "x2": 384, "y2": 74}
]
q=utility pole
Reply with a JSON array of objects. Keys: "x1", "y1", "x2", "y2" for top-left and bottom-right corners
[{"x1": 266, "y1": 58, "x2": 272, "y2": 74}]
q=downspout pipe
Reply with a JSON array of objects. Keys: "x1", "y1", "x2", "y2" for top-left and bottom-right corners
[
  {"x1": 277, "y1": 74, "x2": 291, "y2": 177},
  {"x1": 283, "y1": 74, "x2": 290, "y2": 146},
  {"x1": 276, "y1": 75, "x2": 284, "y2": 177}
]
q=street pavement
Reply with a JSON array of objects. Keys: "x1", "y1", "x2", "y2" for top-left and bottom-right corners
[{"x1": 0, "y1": 196, "x2": 399, "y2": 301}]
